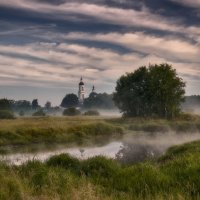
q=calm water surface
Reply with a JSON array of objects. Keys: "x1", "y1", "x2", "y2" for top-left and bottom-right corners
[{"x1": 1, "y1": 132, "x2": 200, "y2": 165}]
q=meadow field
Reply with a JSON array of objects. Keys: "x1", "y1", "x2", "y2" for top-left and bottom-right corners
[{"x1": 1, "y1": 115, "x2": 200, "y2": 150}]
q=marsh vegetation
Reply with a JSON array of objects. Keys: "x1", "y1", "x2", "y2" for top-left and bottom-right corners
[{"x1": 0, "y1": 140, "x2": 200, "y2": 200}]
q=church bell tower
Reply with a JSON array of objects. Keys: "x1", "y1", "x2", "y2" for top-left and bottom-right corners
[{"x1": 78, "y1": 77, "x2": 85, "y2": 104}]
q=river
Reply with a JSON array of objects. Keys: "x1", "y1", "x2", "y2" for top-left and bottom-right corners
[{"x1": 1, "y1": 132, "x2": 200, "y2": 165}]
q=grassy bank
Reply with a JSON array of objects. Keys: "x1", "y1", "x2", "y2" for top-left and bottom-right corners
[
  {"x1": 0, "y1": 140, "x2": 200, "y2": 200},
  {"x1": 107, "y1": 114, "x2": 200, "y2": 133},
  {"x1": 0, "y1": 117, "x2": 123, "y2": 153},
  {"x1": 1, "y1": 115, "x2": 200, "y2": 154}
]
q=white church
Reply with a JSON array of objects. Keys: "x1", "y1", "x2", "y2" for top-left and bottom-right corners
[{"x1": 78, "y1": 77, "x2": 96, "y2": 104}]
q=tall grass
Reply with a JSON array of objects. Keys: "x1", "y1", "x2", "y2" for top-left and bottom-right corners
[
  {"x1": 1, "y1": 115, "x2": 200, "y2": 148},
  {"x1": 1, "y1": 115, "x2": 200, "y2": 154},
  {"x1": 0, "y1": 117, "x2": 123, "y2": 150},
  {"x1": 107, "y1": 114, "x2": 200, "y2": 133},
  {"x1": 1, "y1": 140, "x2": 200, "y2": 199}
]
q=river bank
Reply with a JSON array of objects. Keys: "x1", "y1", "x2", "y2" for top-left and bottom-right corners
[
  {"x1": 1, "y1": 115, "x2": 200, "y2": 154},
  {"x1": 0, "y1": 140, "x2": 200, "y2": 200}
]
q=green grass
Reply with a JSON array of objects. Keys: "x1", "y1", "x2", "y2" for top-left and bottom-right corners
[
  {"x1": 0, "y1": 117, "x2": 123, "y2": 153},
  {"x1": 1, "y1": 115, "x2": 200, "y2": 154},
  {"x1": 107, "y1": 114, "x2": 200, "y2": 133},
  {"x1": 0, "y1": 140, "x2": 200, "y2": 199}
]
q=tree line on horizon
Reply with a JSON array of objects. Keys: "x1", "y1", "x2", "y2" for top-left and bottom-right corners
[
  {"x1": 0, "y1": 91, "x2": 115, "y2": 118},
  {"x1": 0, "y1": 63, "x2": 199, "y2": 119}
]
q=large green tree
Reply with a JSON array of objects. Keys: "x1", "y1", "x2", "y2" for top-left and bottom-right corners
[
  {"x1": 113, "y1": 64, "x2": 185, "y2": 118},
  {"x1": 61, "y1": 93, "x2": 79, "y2": 108}
]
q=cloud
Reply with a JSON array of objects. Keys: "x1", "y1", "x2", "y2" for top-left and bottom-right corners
[
  {"x1": 0, "y1": 42, "x2": 142, "y2": 88},
  {"x1": 0, "y1": 0, "x2": 199, "y2": 39},
  {"x1": 171, "y1": 0, "x2": 200, "y2": 8},
  {"x1": 64, "y1": 32, "x2": 200, "y2": 63},
  {"x1": 33, "y1": 0, "x2": 67, "y2": 5},
  {"x1": 0, "y1": 41, "x2": 199, "y2": 95},
  {"x1": 0, "y1": 0, "x2": 200, "y2": 103}
]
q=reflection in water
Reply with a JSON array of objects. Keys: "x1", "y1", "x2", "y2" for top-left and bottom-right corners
[
  {"x1": 117, "y1": 132, "x2": 200, "y2": 165},
  {"x1": 116, "y1": 143, "x2": 162, "y2": 165},
  {"x1": 1, "y1": 132, "x2": 200, "y2": 166},
  {"x1": 0, "y1": 142, "x2": 123, "y2": 166}
]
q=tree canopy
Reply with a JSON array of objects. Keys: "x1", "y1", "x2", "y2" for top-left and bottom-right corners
[
  {"x1": 0, "y1": 99, "x2": 15, "y2": 119},
  {"x1": 84, "y1": 93, "x2": 115, "y2": 109},
  {"x1": 63, "y1": 107, "x2": 81, "y2": 116},
  {"x1": 113, "y1": 64, "x2": 185, "y2": 118},
  {"x1": 0, "y1": 99, "x2": 12, "y2": 111},
  {"x1": 12, "y1": 100, "x2": 31, "y2": 111},
  {"x1": 61, "y1": 93, "x2": 79, "y2": 108},
  {"x1": 45, "y1": 101, "x2": 52, "y2": 110},
  {"x1": 32, "y1": 99, "x2": 39, "y2": 110}
]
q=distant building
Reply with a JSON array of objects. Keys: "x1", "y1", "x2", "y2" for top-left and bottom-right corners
[
  {"x1": 89, "y1": 85, "x2": 97, "y2": 98},
  {"x1": 92, "y1": 85, "x2": 95, "y2": 93},
  {"x1": 78, "y1": 77, "x2": 85, "y2": 104}
]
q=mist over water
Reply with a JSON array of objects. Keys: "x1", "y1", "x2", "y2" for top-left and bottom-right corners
[
  {"x1": 97, "y1": 109, "x2": 121, "y2": 117},
  {"x1": 117, "y1": 132, "x2": 200, "y2": 165},
  {"x1": 1, "y1": 131, "x2": 200, "y2": 166}
]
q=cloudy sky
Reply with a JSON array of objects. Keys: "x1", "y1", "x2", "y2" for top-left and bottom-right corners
[{"x1": 0, "y1": 0, "x2": 200, "y2": 105}]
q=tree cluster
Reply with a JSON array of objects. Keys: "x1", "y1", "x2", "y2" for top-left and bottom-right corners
[
  {"x1": 11, "y1": 100, "x2": 32, "y2": 112},
  {"x1": 0, "y1": 99, "x2": 15, "y2": 119},
  {"x1": 113, "y1": 64, "x2": 185, "y2": 118},
  {"x1": 61, "y1": 94, "x2": 79, "y2": 108},
  {"x1": 60, "y1": 92, "x2": 115, "y2": 110},
  {"x1": 84, "y1": 93, "x2": 115, "y2": 109}
]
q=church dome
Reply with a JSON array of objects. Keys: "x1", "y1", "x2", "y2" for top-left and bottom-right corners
[
  {"x1": 79, "y1": 81, "x2": 84, "y2": 86},
  {"x1": 79, "y1": 77, "x2": 84, "y2": 85}
]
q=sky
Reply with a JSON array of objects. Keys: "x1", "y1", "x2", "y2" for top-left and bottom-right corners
[{"x1": 0, "y1": 0, "x2": 200, "y2": 106}]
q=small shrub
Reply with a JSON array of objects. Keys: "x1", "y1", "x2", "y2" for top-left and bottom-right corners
[
  {"x1": 0, "y1": 110, "x2": 15, "y2": 119},
  {"x1": 46, "y1": 154, "x2": 81, "y2": 173},
  {"x1": 63, "y1": 107, "x2": 81, "y2": 116},
  {"x1": 84, "y1": 110, "x2": 100, "y2": 116},
  {"x1": 32, "y1": 109, "x2": 46, "y2": 117},
  {"x1": 19, "y1": 110, "x2": 25, "y2": 116},
  {"x1": 82, "y1": 156, "x2": 119, "y2": 178},
  {"x1": 178, "y1": 113, "x2": 197, "y2": 121}
]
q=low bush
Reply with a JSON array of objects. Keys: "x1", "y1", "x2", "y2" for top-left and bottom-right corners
[
  {"x1": 0, "y1": 110, "x2": 15, "y2": 119},
  {"x1": 84, "y1": 110, "x2": 100, "y2": 116},
  {"x1": 63, "y1": 107, "x2": 81, "y2": 116},
  {"x1": 46, "y1": 154, "x2": 81, "y2": 173},
  {"x1": 19, "y1": 110, "x2": 25, "y2": 116},
  {"x1": 82, "y1": 156, "x2": 119, "y2": 178},
  {"x1": 32, "y1": 109, "x2": 46, "y2": 117},
  {"x1": 177, "y1": 113, "x2": 198, "y2": 121}
]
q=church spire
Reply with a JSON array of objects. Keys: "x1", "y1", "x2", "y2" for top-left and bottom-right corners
[
  {"x1": 78, "y1": 77, "x2": 85, "y2": 104},
  {"x1": 92, "y1": 85, "x2": 95, "y2": 93}
]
